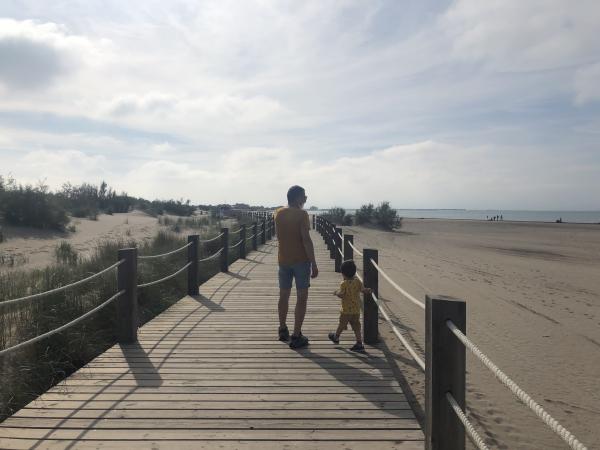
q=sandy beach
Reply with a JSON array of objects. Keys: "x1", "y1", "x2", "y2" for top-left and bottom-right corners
[
  {"x1": 342, "y1": 219, "x2": 600, "y2": 449},
  {"x1": 0, "y1": 211, "x2": 162, "y2": 272}
]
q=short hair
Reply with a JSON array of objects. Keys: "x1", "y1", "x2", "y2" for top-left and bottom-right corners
[
  {"x1": 287, "y1": 185, "x2": 305, "y2": 204},
  {"x1": 341, "y1": 260, "x2": 357, "y2": 278}
]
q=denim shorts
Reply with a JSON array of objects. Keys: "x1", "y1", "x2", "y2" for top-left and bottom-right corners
[{"x1": 278, "y1": 262, "x2": 311, "y2": 290}]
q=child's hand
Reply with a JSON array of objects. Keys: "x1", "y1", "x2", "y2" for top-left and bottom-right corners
[{"x1": 333, "y1": 290, "x2": 339, "y2": 296}]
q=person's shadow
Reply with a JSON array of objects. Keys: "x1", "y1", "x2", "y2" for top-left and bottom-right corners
[{"x1": 290, "y1": 346, "x2": 414, "y2": 419}]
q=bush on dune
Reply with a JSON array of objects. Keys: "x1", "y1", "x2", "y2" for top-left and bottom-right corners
[
  {"x1": 354, "y1": 201, "x2": 401, "y2": 230},
  {"x1": 324, "y1": 207, "x2": 353, "y2": 226}
]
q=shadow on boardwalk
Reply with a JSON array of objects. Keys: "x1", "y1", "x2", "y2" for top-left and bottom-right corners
[{"x1": 293, "y1": 347, "x2": 410, "y2": 418}]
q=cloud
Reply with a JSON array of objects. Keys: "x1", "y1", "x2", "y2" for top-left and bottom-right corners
[
  {"x1": 574, "y1": 63, "x2": 600, "y2": 105},
  {"x1": 0, "y1": 18, "x2": 101, "y2": 90},
  {"x1": 442, "y1": 0, "x2": 600, "y2": 72}
]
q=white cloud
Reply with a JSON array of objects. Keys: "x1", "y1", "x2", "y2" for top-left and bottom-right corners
[
  {"x1": 0, "y1": 18, "x2": 107, "y2": 90},
  {"x1": 574, "y1": 63, "x2": 600, "y2": 105}
]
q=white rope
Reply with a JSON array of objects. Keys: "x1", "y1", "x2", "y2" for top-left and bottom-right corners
[
  {"x1": 347, "y1": 240, "x2": 363, "y2": 257},
  {"x1": 446, "y1": 392, "x2": 490, "y2": 450},
  {"x1": 369, "y1": 258, "x2": 425, "y2": 310},
  {"x1": 0, "y1": 260, "x2": 125, "y2": 308},
  {"x1": 446, "y1": 320, "x2": 588, "y2": 450},
  {"x1": 229, "y1": 227, "x2": 242, "y2": 235},
  {"x1": 337, "y1": 232, "x2": 343, "y2": 240},
  {"x1": 229, "y1": 239, "x2": 243, "y2": 249},
  {"x1": 138, "y1": 241, "x2": 192, "y2": 260},
  {"x1": 0, "y1": 290, "x2": 125, "y2": 357},
  {"x1": 337, "y1": 247, "x2": 343, "y2": 257},
  {"x1": 246, "y1": 233, "x2": 256, "y2": 241},
  {"x1": 356, "y1": 273, "x2": 425, "y2": 371},
  {"x1": 199, "y1": 233, "x2": 224, "y2": 244},
  {"x1": 198, "y1": 248, "x2": 223, "y2": 262},
  {"x1": 137, "y1": 262, "x2": 192, "y2": 288}
]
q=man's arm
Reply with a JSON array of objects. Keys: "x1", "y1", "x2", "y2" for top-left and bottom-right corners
[{"x1": 300, "y1": 223, "x2": 318, "y2": 278}]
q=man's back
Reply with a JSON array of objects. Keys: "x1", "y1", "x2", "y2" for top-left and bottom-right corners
[{"x1": 274, "y1": 207, "x2": 310, "y2": 266}]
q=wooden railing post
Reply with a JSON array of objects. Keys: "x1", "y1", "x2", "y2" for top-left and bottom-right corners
[
  {"x1": 187, "y1": 235, "x2": 199, "y2": 296},
  {"x1": 240, "y1": 225, "x2": 246, "y2": 259},
  {"x1": 344, "y1": 234, "x2": 353, "y2": 261},
  {"x1": 117, "y1": 248, "x2": 138, "y2": 343},
  {"x1": 252, "y1": 222, "x2": 258, "y2": 251},
  {"x1": 312, "y1": 214, "x2": 316, "y2": 229},
  {"x1": 363, "y1": 248, "x2": 379, "y2": 344},
  {"x1": 267, "y1": 218, "x2": 272, "y2": 241},
  {"x1": 334, "y1": 227, "x2": 342, "y2": 272},
  {"x1": 426, "y1": 295, "x2": 466, "y2": 450},
  {"x1": 220, "y1": 227, "x2": 229, "y2": 272},
  {"x1": 329, "y1": 224, "x2": 335, "y2": 260},
  {"x1": 261, "y1": 220, "x2": 266, "y2": 244}
]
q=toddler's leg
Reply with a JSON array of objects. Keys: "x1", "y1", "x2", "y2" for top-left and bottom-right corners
[{"x1": 350, "y1": 316, "x2": 363, "y2": 344}]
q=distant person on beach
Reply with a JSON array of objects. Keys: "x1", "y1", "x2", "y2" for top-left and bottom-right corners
[
  {"x1": 274, "y1": 185, "x2": 318, "y2": 349},
  {"x1": 329, "y1": 260, "x2": 371, "y2": 352}
]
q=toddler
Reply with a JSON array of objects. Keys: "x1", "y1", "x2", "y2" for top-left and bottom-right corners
[{"x1": 328, "y1": 260, "x2": 371, "y2": 352}]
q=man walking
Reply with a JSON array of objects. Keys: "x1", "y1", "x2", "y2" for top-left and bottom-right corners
[{"x1": 274, "y1": 185, "x2": 318, "y2": 349}]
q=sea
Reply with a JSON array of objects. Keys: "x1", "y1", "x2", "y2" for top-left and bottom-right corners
[{"x1": 313, "y1": 209, "x2": 600, "y2": 224}]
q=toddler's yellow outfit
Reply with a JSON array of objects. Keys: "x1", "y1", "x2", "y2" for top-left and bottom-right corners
[{"x1": 337, "y1": 277, "x2": 363, "y2": 331}]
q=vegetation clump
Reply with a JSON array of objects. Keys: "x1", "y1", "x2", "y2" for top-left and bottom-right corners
[
  {"x1": 323, "y1": 207, "x2": 353, "y2": 226},
  {"x1": 354, "y1": 201, "x2": 401, "y2": 230}
]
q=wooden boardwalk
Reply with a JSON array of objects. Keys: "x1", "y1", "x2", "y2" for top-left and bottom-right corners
[{"x1": 0, "y1": 232, "x2": 424, "y2": 449}]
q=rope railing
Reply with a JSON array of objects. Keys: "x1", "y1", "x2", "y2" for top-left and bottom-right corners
[
  {"x1": 229, "y1": 239, "x2": 244, "y2": 249},
  {"x1": 0, "y1": 259, "x2": 125, "y2": 308},
  {"x1": 446, "y1": 392, "x2": 490, "y2": 450},
  {"x1": 356, "y1": 272, "x2": 425, "y2": 371},
  {"x1": 347, "y1": 240, "x2": 363, "y2": 257},
  {"x1": 369, "y1": 258, "x2": 425, "y2": 310},
  {"x1": 137, "y1": 262, "x2": 192, "y2": 289},
  {"x1": 229, "y1": 227, "x2": 242, "y2": 235},
  {"x1": 138, "y1": 241, "x2": 192, "y2": 260},
  {"x1": 198, "y1": 248, "x2": 223, "y2": 262},
  {"x1": 199, "y1": 233, "x2": 224, "y2": 244},
  {"x1": 0, "y1": 289, "x2": 125, "y2": 357},
  {"x1": 446, "y1": 320, "x2": 588, "y2": 450},
  {"x1": 246, "y1": 233, "x2": 256, "y2": 241}
]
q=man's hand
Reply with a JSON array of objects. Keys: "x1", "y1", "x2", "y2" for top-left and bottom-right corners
[{"x1": 311, "y1": 263, "x2": 319, "y2": 279}]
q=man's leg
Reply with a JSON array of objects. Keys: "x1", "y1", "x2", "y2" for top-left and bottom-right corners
[
  {"x1": 278, "y1": 288, "x2": 291, "y2": 328},
  {"x1": 292, "y1": 288, "x2": 308, "y2": 337}
]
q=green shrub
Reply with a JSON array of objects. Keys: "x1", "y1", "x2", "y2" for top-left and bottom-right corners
[
  {"x1": 54, "y1": 241, "x2": 79, "y2": 265},
  {"x1": 324, "y1": 207, "x2": 352, "y2": 226},
  {"x1": 355, "y1": 203, "x2": 374, "y2": 225},
  {"x1": 67, "y1": 224, "x2": 77, "y2": 233},
  {"x1": 0, "y1": 182, "x2": 69, "y2": 230},
  {"x1": 374, "y1": 201, "x2": 399, "y2": 230}
]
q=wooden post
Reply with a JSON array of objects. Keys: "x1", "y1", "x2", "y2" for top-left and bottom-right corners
[
  {"x1": 425, "y1": 295, "x2": 466, "y2": 450},
  {"x1": 252, "y1": 222, "x2": 258, "y2": 251},
  {"x1": 267, "y1": 218, "x2": 272, "y2": 241},
  {"x1": 187, "y1": 235, "x2": 199, "y2": 296},
  {"x1": 344, "y1": 234, "x2": 353, "y2": 261},
  {"x1": 117, "y1": 248, "x2": 138, "y2": 343},
  {"x1": 240, "y1": 225, "x2": 246, "y2": 259},
  {"x1": 329, "y1": 225, "x2": 335, "y2": 260},
  {"x1": 261, "y1": 220, "x2": 266, "y2": 244},
  {"x1": 312, "y1": 214, "x2": 316, "y2": 229},
  {"x1": 363, "y1": 249, "x2": 379, "y2": 344},
  {"x1": 220, "y1": 227, "x2": 229, "y2": 272},
  {"x1": 334, "y1": 227, "x2": 342, "y2": 273}
]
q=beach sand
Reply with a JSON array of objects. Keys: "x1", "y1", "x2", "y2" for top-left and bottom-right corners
[
  {"x1": 342, "y1": 219, "x2": 600, "y2": 449},
  {"x1": 0, "y1": 211, "x2": 161, "y2": 272}
]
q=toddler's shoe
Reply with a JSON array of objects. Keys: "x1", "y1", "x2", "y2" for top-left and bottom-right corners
[{"x1": 350, "y1": 343, "x2": 365, "y2": 353}]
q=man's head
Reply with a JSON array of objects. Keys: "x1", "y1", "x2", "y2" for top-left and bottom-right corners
[
  {"x1": 287, "y1": 185, "x2": 307, "y2": 208},
  {"x1": 341, "y1": 260, "x2": 357, "y2": 279}
]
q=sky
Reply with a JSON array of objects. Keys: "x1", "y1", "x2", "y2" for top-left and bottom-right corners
[{"x1": 1, "y1": 0, "x2": 599, "y2": 209}]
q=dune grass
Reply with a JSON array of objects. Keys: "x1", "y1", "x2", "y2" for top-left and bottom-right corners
[{"x1": 0, "y1": 218, "x2": 236, "y2": 421}]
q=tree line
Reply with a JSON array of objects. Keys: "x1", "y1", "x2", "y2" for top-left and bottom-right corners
[{"x1": 0, "y1": 176, "x2": 195, "y2": 230}]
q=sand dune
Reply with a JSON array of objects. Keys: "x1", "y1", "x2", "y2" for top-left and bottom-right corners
[
  {"x1": 342, "y1": 219, "x2": 600, "y2": 449},
  {"x1": 0, "y1": 211, "x2": 161, "y2": 272}
]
